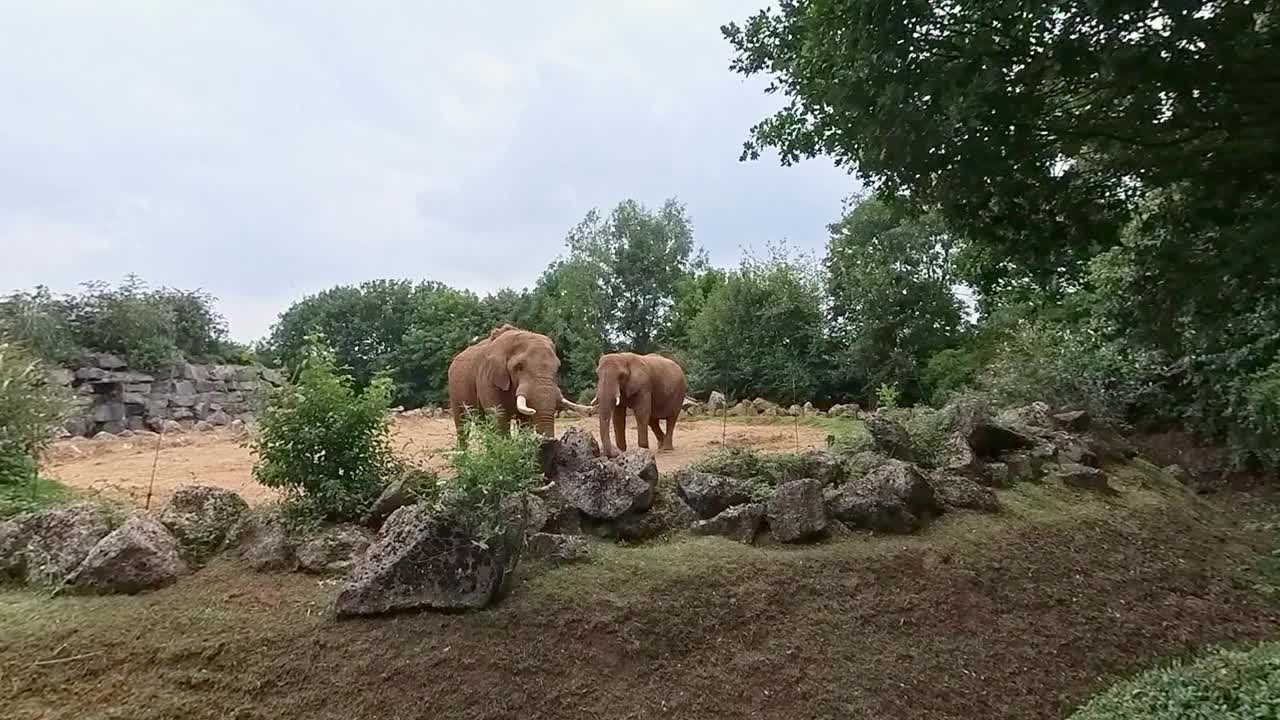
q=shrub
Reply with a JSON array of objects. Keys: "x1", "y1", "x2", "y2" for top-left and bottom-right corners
[
  {"x1": 250, "y1": 335, "x2": 401, "y2": 524},
  {"x1": 434, "y1": 415, "x2": 544, "y2": 542},
  {"x1": 875, "y1": 383, "x2": 900, "y2": 410},
  {"x1": 693, "y1": 447, "x2": 810, "y2": 501},
  {"x1": 1068, "y1": 642, "x2": 1280, "y2": 719},
  {"x1": 0, "y1": 287, "x2": 78, "y2": 365},
  {"x1": 0, "y1": 476, "x2": 72, "y2": 519},
  {"x1": 66, "y1": 277, "x2": 179, "y2": 370},
  {"x1": 0, "y1": 341, "x2": 67, "y2": 486}
]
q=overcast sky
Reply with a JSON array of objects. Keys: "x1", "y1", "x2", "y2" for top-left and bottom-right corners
[{"x1": 0, "y1": 1, "x2": 853, "y2": 341}]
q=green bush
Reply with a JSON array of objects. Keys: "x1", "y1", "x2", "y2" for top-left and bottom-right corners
[
  {"x1": 435, "y1": 416, "x2": 544, "y2": 542},
  {"x1": 250, "y1": 335, "x2": 401, "y2": 524},
  {"x1": 693, "y1": 447, "x2": 810, "y2": 501},
  {"x1": 0, "y1": 341, "x2": 67, "y2": 486},
  {"x1": 1069, "y1": 642, "x2": 1280, "y2": 719},
  {"x1": 0, "y1": 476, "x2": 72, "y2": 519}
]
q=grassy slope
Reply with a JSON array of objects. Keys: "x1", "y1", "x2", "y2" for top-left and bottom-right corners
[{"x1": 1, "y1": 460, "x2": 1277, "y2": 720}]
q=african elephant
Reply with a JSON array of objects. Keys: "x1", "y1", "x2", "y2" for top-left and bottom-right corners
[
  {"x1": 447, "y1": 324, "x2": 590, "y2": 445},
  {"x1": 593, "y1": 352, "x2": 689, "y2": 457}
]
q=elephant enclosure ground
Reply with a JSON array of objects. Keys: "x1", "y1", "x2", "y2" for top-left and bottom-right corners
[
  {"x1": 42, "y1": 416, "x2": 831, "y2": 510},
  {"x1": 3, "y1": 469, "x2": 1278, "y2": 720}
]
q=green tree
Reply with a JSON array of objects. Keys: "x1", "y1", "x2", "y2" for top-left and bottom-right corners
[
  {"x1": 0, "y1": 286, "x2": 78, "y2": 364},
  {"x1": 722, "y1": 0, "x2": 1280, "y2": 294},
  {"x1": 825, "y1": 196, "x2": 965, "y2": 403},
  {"x1": 688, "y1": 243, "x2": 828, "y2": 402},
  {"x1": 661, "y1": 267, "x2": 726, "y2": 351},
  {"x1": 394, "y1": 286, "x2": 492, "y2": 407},
  {"x1": 565, "y1": 199, "x2": 701, "y2": 352},
  {"x1": 66, "y1": 276, "x2": 178, "y2": 369},
  {"x1": 523, "y1": 256, "x2": 609, "y2": 396}
]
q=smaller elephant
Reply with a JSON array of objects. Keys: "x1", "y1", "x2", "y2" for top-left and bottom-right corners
[{"x1": 593, "y1": 352, "x2": 688, "y2": 457}]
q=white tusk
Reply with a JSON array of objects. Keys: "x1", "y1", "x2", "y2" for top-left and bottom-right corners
[
  {"x1": 559, "y1": 397, "x2": 592, "y2": 415},
  {"x1": 589, "y1": 394, "x2": 599, "y2": 406},
  {"x1": 615, "y1": 392, "x2": 621, "y2": 405},
  {"x1": 515, "y1": 395, "x2": 536, "y2": 416}
]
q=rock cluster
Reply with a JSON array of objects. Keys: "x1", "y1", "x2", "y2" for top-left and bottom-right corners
[{"x1": 54, "y1": 353, "x2": 283, "y2": 437}]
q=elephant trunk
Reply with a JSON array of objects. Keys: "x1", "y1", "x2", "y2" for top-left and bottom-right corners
[
  {"x1": 597, "y1": 376, "x2": 620, "y2": 456},
  {"x1": 516, "y1": 375, "x2": 561, "y2": 438}
]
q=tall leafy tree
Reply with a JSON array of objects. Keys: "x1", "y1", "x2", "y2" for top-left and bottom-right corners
[
  {"x1": 689, "y1": 243, "x2": 828, "y2": 403},
  {"x1": 825, "y1": 196, "x2": 965, "y2": 403},
  {"x1": 523, "y1": 256, "x2": 610, "y2": 397},
  {"x1": 567, "y1": 199, "x2": 700, "y2": 351}
]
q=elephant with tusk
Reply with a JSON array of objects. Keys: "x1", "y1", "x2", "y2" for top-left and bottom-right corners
[
  {"x1": 447, "y1": 324, "x2": 591, "y2": 447},
  {"x1": 591, "y1": 352, "x2": 689, "y2": 458}
]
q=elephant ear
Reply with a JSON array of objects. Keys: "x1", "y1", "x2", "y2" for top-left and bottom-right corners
[{"x1": 479, "y1": 353, "x2": 511, "y2": 391}]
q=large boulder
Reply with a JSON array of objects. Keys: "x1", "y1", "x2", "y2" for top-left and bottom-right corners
[
  {"x1": 864, "y1": 414, "x2": 916, "y2": 461},
  {"x1": 950, "y1": 400, "x2": 1038, "y2": 457},
  {"x1": 549, "y1": 427, "x2": 600, "y2": 475},
  {"x1": 296, "y1": 524, "x2": 374, "y2": 575},
  {"x1": 228, "y1": 512, "x2": 298, "y2": 573},
  {"x1": 361, "y1": 478, "x2": 419, "y2": 529},
  {"x1": 557, "y1": 458, "x2": 654, "y2": 519},
  {"x1": 825, "y1": 461, "x2": 940, "y2": 533},
  {"x1": 844, "y1": 450, "x2": 891, "y2": 479},
  {"x1": 65, "y1": 515, "x2": 187, "y2": 594},
  {"x1": 929, "y1": 474, "x2": 1001, "y2": 513},
  {"x1": 707, "y1": 391, "x2": 727, "y2": 411},
  {"x1": 1053, "y1": 410, "x2": 1091, "y2": 431},
  {"x1": 526, "y1": 533, "x2": 591, "y2": 563},
  {"x1": 334, "y1": 505, "x2": 515, "y2": 617},
  {"x1": 996, "y1": 402, "x2": 1056, "y2": 435},
  {"x1": 613, "y1": 449, "x2": 659, "y2": 491},
  {"x1": 766, "y1": 478, "x2": 828, "y2": 542},
  {"x1": 941, "y1": 432, "x2": 986, "y2": 479},
  {"x1": 675, "y1": 470, "x2": 754, "y2": 519},
  {"x1": 0, "y1": 503, "x2": 115, "y2": 586},
  {"x1": 794, "y1": 448, "x2": 845, "y2": 486},
  {"x1": 500, "y1": 492, "x2": 549, "y2": 537},
  {"x1": 691, "y1": 503, "x2": 765, "y2": 544},
  {"x1": 159, "y1": 484, "x2": 250, "y2": 563}
]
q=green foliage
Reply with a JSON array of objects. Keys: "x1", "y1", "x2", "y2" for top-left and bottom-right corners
[
  {"x1": 0, "y1": 475, "x2": 72, "y2": 519},
  {"x1": 1068, "y1": 642, "x2": 1280, "y2": 720},
  {"x1": 826, "y1": 196, "x2": 965, "y2": 404},
  {"x1": 0, "y1": 342, "x2": 67, "y2": 486},
  {"x1": 875, "y1": 384, "x2": 900, "y2": 411},
  {"x1": 977, "y1": 319, "x2": 1164, "y2": 425},
  {"x1": 435, "y1": 415, "x2": 544, "y2": 542},
  {"x1": 524, "y1": 255, "x2": 610, "y2": 396},
  {"x1": 0, "y1": 277, "x2": 236, "y2": 369},
  {"x1": 922, "y1": 347, "x2": 984, "y2": 405},
  {"x1": 693, "y1": 447, "x2": 810, "y2": 501},
  {"x1": 688, "y1": 243, "x2": 829, "y2": 403},
  {"x1": 250, "y1": 335, "x2": 401, "y2": 523}
]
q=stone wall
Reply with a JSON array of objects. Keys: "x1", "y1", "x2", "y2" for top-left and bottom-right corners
[{"x1": 52, "y1": 352, "x2": 284, "y2": 437}]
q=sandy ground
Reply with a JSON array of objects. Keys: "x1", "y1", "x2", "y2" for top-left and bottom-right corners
[{"x1": 42, "y1": 416, "x2": 830, "y2": 509}]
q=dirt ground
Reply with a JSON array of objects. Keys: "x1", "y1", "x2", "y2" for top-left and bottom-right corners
[
  {"x1": 2, "y1": 469, "x2": 1278, "y2": 720},
  {"x1": 42, "y1": 416, "x2": 831, "y2": 509}
]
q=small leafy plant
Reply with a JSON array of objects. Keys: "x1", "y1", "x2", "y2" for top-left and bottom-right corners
[
  {"x1": 250, "y1": 334, "x2": 401, "y2": 524},
  {"x1": 433, "y1": 415, "x2": 544, "y2": 543},
  {"x1": 875, "y1": 383, "x2": 900, "y2": 410},
  {"x1": 0, "y1": 341, "x2": 67, "y2": 488}
]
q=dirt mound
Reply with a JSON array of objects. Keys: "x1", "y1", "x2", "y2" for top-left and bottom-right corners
[{"x1": 3, "y1": 469, "x2": 1277, "y2": 719}]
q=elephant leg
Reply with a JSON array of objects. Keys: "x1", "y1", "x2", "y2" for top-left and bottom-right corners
[
  {"x1": 634, "y1": 410, "x2": 651, "y2": 450},
  {"x1": 452, "y1": 404, "x2": 468, "y2": 449},
  {"x1": 648, "y1": 417, "x2": 666, "y2": 450},
  {"x1": 662, "y1": 415, "x2": 677, "y2": 451},
  {"x1": 613, "y1": 405, "x2": 628, "y2": 452}
]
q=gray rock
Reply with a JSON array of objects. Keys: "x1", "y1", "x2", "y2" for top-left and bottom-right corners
[
  {"x1": 865, "y1": 413, "x2": 916, "y2": 461},
  {"x1": 1051, "y1": 433, "x2": 1100, "y2": 467},
  {"x1": 795, "y1": 448, "x2": 845, "y2": 486},
  {"x1": 941, "y1": 432, "x2": 985, "y2": 478},
  {"x1": 1052, "y1": 463, "x2": 1117, "y2": 494},
  {"x1": 192, "y1": 420, "x2": 214, "y2": 432},
  {"x1": 297, "y1": 524, "x2": 374, "y2": 574},
  {"x1": 206, "y1": 411, "x2": 231, "y2": 426},
  {"x1": 228, "y1": 512, "x2": 297, "y2": 572},
  {"x1": 844, "y1": 450, "x2": 891, "y2": 479},
  {"x1": 949, "y1": 400, "x2": 1038, "y2": 457},
  {"x1": 651, "y1": 488, "x2": 700, "y2": 532},
  {"x1": 691, "y1": 503, "x2": 765, "y2": 544},
  {"x1": 66, "y1": 515, "x2": 186, "y2": 594},
  {"x1": 549, "y1": 427, "x2": 600, "y2": 476},
  {"x1": 261, "y1": 367, "x2": 285, "y2": 386},
  {"x1": 1164, "y1": 464, "x2": 1193, "y2": 485},
  {"x1": 0, "y1": 503, "x2": 115, "y2": 586},
  {"x1": 159, "y1": 485, "x2": 249, "y2": 563},
  {"x1": 828, "y1": 403, "x2": 847, "y2": 417},
  {"x1": 826, "y1": 461, "x2": 940, "y2": 533},
  {"x1": 612, "y1": 448, "x2": 659, "y2": 489},
  {"x1": 1053, "y1": 410, "x2": 1091, "y2": 431},
  {"x1": 1002, "y1": 451, "x2": 1043, "y2": 483},
  {"x1": 557, "y1": 458, "x2": 654, "y2": 519},
  {"x1": 996, "y1": 402, "x2": 1056, "y2": 434},
  {"x1": 543, "y1": 499, "x2": 583, "y2": 536},
  {"x1": 500, "y1": 492, "x2": 549, "y2": 536},
  {"x1": 85, "y1": 351, "x2": 127, "y2": 369},
  {"x1": 93, "y1": 401, "x2": 126, "y2": 423},
  {"x1": 362, "y1": 478, "x2": 420, "y2": 528},
  {"x1": 594, "y1": 511, "x2": 670, "y2": 542},
  {"x1": 675, "y1": 470, "x2": 754, "y2": 519},
  {"x1": 985, "y1": 461, "x2": 1011, "y2": 489},
  {"x1": 766, "y1": 478, "x2": 828, "y2": 542},
  {"x1": 707, "y1": 390, "x2": 726, "y2": 410},
  {"x1": 803, "y1": 401, "x2": 816, "y2": 415},
  {"x1": 930, "y1": 474, "x2": 1001, "y2": 512},
  {"x1": 526, "y1": 533, "x2": 591, "y2": 563},
  {"x1": 334, "y1": 505, "x2": 514, "y2": 616}
]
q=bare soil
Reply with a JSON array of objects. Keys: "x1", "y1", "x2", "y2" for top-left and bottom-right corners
[
  {"x1": 42, "y1": 416, "x2": 829, "y2": 509},
  {"x1": 2, "y1": 465, "x2": 1278, "y2": 719}
]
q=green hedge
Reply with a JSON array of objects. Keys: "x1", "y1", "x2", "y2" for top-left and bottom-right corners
[{"x1": 1069, "y1": 643, "x2": 1280, "y2": 719}]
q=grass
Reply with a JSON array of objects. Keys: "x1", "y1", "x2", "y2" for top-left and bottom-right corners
[
  {"x1": 0, "y1": 476, "x2": 73, "y2": 519},
  {"x1": 1068, "y1": 641, "x2": 1280, "y2": 719},
  {"x1": 2, "y1": 457, "x2": 1278, "y2": 720}
]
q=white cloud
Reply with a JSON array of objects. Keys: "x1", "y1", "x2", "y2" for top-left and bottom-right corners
[{"x1": 1, "y1": 1, "x2": 853, "y2": 341}]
